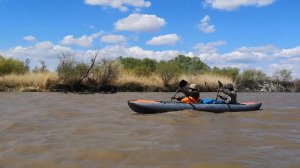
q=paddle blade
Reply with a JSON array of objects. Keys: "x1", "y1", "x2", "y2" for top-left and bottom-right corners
[
  {"x1": 179, "y1": 80, "x2": 188, "y2": 88},
  {"x1": 218, "y1": 80, "x2": 223, "y2": 88}
]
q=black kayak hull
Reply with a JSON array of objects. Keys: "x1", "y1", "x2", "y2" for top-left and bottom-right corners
[{"x1": 128, "y1": 99, "x2": 262, "y2": 114}]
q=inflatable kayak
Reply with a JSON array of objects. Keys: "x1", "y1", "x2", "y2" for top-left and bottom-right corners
[{"x1": 128, "y1": 99, "x2": 262, "y2": 114}]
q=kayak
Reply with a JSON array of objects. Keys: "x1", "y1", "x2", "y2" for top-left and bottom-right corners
[{"x1": 128, "y1": 99, "x2": 262, "y2": 114}]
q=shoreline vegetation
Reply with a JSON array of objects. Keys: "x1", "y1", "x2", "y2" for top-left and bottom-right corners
[{"x1": 1, "y1": 54, "x2": 299, "y2": 93}]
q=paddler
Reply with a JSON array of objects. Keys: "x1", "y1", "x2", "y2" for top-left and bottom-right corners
[
  {"x1": 217, "y1": 83, "x2": 237, "y2": 104},
  {"x1": 172, "y1": 83, "x2": 200, "y2": 104}
]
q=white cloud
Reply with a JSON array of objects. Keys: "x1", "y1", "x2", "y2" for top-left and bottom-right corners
[
  {"x1": 204, "y1": 0, "x2": 275, "y2": 11},
  {"x1": 101, "y1": 34, "x2": 127, "y2": 44},
  {"x1": 60, "y1": 32, "x2": 102, "y2": 47},
  {"x1": 146, "y1": 34, "x2": 181, "y2": 46},
  {"x1": 115, "y1": 14, "x2": 166, "y2": 33},
  {"x1": 194, "y1": 40, "x2": 226, "y2": 54},
  {"x1": 23, "y1": 35, "x2": 37, "y2": 42},
  {"x1": 97, "y1": 45, "x2": 181, "y2": 61},
  {"x1": 274, "y1": 46, "x2": 300, "y2": 58},
  {"x1": 84, "y1": 0, "x2": 151, "y2": 12},
  {"x1": 198, "y1": 15, "x2": 216, "y2": 33},
  {"x1": 222, "y1": 50, "x2": 268, "y2": 63}
]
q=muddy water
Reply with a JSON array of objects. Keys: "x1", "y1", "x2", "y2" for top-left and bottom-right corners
[{"x1": 0, "y1": 92, "x2": 299, "y2": 168}]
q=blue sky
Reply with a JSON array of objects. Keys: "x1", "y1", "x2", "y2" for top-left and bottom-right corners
[{"x1": 1, "y1": 0, "x2": 300, "y2": 78}]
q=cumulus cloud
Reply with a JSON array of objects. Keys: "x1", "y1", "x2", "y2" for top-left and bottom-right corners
[
  {"x1": 101, "y1": 34, "x2": 127, "y2": 44},
  {"x1": 204, "y1": 0, "x2": 275, "y2": 11},
  {"x1": 198, "y1": 15, "x2": 216, "y2": 33},
  {"x1": 96, "y1": 45, "x2": 181, "y2": 61},
  {"x1": 222, "y1": 50, "x2": 268, "y2": 63},
  {"x1": 273, "y1": 46, "x2": 300, "y2": 58},
  {"x1": 114, "y1": 14, "x2": 166, "y2": 33},
  {"x1": 194, "y1": 40, "x2": 226, "y2": 54},
  {"x1": 146, "y1": 34, "x2": 181, "y2": 46},
  {"x1": 23, "y1": 35, "x2": 37, "y2": 42},
  {"x1": 60, "y1": 32, "x2": 102, "y2": 47},
  {"x1": 84, "y1": 0, "x2": 151, "y2": 12}
]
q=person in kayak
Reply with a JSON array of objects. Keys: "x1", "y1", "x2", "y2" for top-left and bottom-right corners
[
  {"x1": 217, "y1": 83, "x2": 237, "y2": 104},
  {"x1": 172, "y1": 83, "x2": 200, "y2": 104}
]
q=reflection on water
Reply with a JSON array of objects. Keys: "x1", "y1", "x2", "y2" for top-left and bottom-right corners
[{"x1": 0, "y1": 92, "x2": 300, "y2": 168}]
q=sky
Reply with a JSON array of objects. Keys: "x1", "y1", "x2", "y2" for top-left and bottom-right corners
[{"x1": 0, "y1": 0, "x2": 300, "y2": 78}]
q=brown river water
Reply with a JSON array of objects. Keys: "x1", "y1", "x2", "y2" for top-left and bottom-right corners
[{"x1": 0, "y1": 92, "x2": 299, "y2": 168}]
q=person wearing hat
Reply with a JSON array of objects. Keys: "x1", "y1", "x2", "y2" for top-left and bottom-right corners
[
  {"x1": 172, "y1": 83, "x2": 200, "y2": 104},
  {"x1": 217, "y1": 83, "x2": 237, "y2": 104}
]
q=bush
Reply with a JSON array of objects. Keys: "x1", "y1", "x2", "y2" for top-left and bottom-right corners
[
  {"x1": 156, "y1": 60, "x2": 180, "y2": 87},
  {"x1": 173, "y1": 55, "x2": 210, "y2": 74},
  {"x1": 211, "y1": 67, "x2": 239, "y2": 81},
  {"x1": 293, "y1": 79, "x2": 300, "y2": 92},
  {"x1": 90, "y1": 59, "x2": 120, "y2": 85},
  {"x1": 236, "y1": 69, "x2": 267, "y2": 90},
  {"x1": 119, "y1": 57, "x2": 157, "y2": 77},
  {"x1": 56, "y1": 55, "x2": 89, "y2": 86},
  {"x1": 0, "y1": 55, "x2": 26, "y2": 75}
]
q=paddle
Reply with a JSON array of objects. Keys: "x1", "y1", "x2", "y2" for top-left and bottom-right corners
[
  {"x1": 171, "y1": 80, "x2": 188, "y2": 101},
  {"x1": 215, "y1": 80, "x2": 223, "y2": 101}
]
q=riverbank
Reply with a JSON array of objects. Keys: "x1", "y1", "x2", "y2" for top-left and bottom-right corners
[{"x1": 0, "y1": 72, "x2": 232, "y2": 92}]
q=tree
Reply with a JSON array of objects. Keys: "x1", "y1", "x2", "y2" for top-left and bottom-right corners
[
  {"x1": 237, "y1": 69, "x2": 267, "y2": 90},
  {"x1": 156, "y1": 61, "x2": 180, "y2": 87},
  {"x1": 24, "y1": 58, "x2": 30, "y2": 72},
  {"x1": 0, "y1": 56, "x2": 26, "y2": 75}
]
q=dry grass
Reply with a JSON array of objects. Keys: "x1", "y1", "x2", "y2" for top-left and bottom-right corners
[
  {"x1": 0, "y1": 72, "x2": 59, "y2": 91},
  {"x1": 115, "y1": 71, "x2": 164, "y2": 88},
  {"x1": 115, "y1": 71, "x2": 232, "y2": 90},
  {"x1": 178, "y1": 73, "x2": 233, "y2": 89},
  {"x1": 0, "y1": 71, "x2": 232, "y2": 92}
]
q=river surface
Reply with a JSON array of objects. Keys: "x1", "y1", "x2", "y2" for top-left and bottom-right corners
[{"x1": 0, "y1": 92, "x2": 299, "y2": 168}]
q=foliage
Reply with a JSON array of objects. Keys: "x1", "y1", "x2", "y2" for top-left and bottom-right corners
[
  {"x1": 155, "y1": 60, "x2": 180, "y2": 87},
  {"x1": 24, "y1": 58, "x2": 30, "y2": 72},
  {"x1": 90, "y1": 59, "x2": 120, "y2": 85},
  {"x1": 236, "y1": 69, "x2": 267, "y2": 90},
  {"x1": 273, "y1": 69, "x2": 292, "y2": 85},
  {"x1": 56, "y1": 55, "x2": 89, "y2": 86},
  {"x1": 211, "y1": 67, "x2": 239, "y2": 81},
  {"x1": 173, "y1": 55, "x2": 210, "y2": 74},
  {"x1": 119, "y1": 57, "x2": 157, "y2": 76},
  {"x1": 0, "y1": 55, "x2": 26, "y2": 75},
  {"x1": 32, "y1": 60, "x2": 49, "y2": 73},
  {"x1": 293, "y1": 79, "x2": 300, "y2": 92}
]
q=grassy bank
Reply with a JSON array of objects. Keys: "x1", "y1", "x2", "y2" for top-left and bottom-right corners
[
  {"x1": 0, "y1": 72, "x2": 59, "y2": 92},
  {"x1": 0, "y1": 72, "x2": 231, "y2": 92}
]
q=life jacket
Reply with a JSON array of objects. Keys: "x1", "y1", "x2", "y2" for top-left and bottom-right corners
[{"x1": 181, "y1": 96, "x2": 199, "y2": 104}]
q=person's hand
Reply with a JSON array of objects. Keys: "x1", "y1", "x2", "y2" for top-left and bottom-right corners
[
  {"x1": 171, "y1": 96, "x2": 177, "y2": 100},
  {"x1": 217, "y1": 88, "x2": 223, "y2": 92}
]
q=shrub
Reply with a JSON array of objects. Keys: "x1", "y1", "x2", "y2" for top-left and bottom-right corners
[
  {"x1": 173, "y1": 55, "x2": 210, "y2": 74},
  {"x1": 90, "y1": 59, "x2": 120, "y2": 85},
  {"x1": 236, "y1": 69, "x2": 267, "y2": 90},
  {"x1": 156, "y1": 61, "x2": 180, "y2": 87},
  {"x1": 211, "y1": 67, "x2": 239, "y2": 81},
  {"x1": 0, "y1": 55, "x2": 26, "y2": 75},
  {"x1": 119, "y1": 57, "x2": 157, "y2": 76},
  {"x1": 56, "y1": 55, "x2": 89, "y2": 86},
  {"x1": 293, "y1": 79, "x2": 300, "y2": 92}
]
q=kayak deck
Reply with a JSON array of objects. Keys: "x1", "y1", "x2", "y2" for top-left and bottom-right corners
[{"x1": 128, "y1": 99, "x2": 262, "y2": 114}]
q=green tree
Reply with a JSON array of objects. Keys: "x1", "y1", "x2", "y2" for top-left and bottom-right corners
[
  {"x1": 237, "y1": 69, "x2": 267, "y2": 90},
  {"x1": 0, "y1": 56, "x2": 26, "y2": 75},
  {"x1": 156, "y1": 61, "x2": 180, "y2": 87},
  {"x1": 211, "y1": 67, "x2": 239, "y2": 81},
  {"x1": 173, "y1": 55, "x2": 210, "y2": 74}
]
